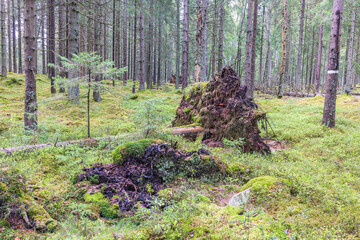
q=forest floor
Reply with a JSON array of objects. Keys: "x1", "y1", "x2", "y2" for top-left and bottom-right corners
[{"x1": 1, "y1": 73, "x2": 360, "y2": 239}]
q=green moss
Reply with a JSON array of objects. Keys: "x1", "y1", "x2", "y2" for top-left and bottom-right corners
[
  {"x1": 84, "y1": 192, "x2": 104, "y2": 203},
  {"x1": 101, "y1": 184, "x2": 108, "y2": 194},
  {"x1": 239, "y1": 176, "x2": 289, "y2": 192},
  {"x1": 184, "y1": 107, "x2": 191, "y2": 114},
  {"x1": 0, "y1": 122, "x2": 9, "y2": 133},
  {"x1": 98, "y1": 200, "x2": 118, "y2": 219},
  {"x1": 0, "y1": 220, "x2": 10, "y2": 228},
  {"x1": 112, "y1": 139, "x2": 157, "y2": 165},
  {"x1": 89, "y1": 174, "x2": 99, "y2": 184}
]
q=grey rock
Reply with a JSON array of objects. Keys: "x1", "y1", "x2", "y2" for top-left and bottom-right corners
[{"x1": 228, "y1": 189, "x2": 250, "y2": 206}]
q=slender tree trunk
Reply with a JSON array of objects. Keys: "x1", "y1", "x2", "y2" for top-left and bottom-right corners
[
  {"x1": 93, "y1": 1, "x2": 101, "y2": 102},
  {"x1": 123, "y1": 0, "x2": 128, "y2": 85},
  {"x1": 139, "y1": 0, "x2": 145, "y2": 91},
  {"x1": 250, "y1": 0, "x2": 258, "y2": 98},
  {"x1": 58, "y1": 0, "x2": 66, "y2": 92},
  {"x1": 146, "y1": 0, "x2": 153, "y2": 89},
  {"x1": 296, "y1": 0, "x2": 305, "y2": 90},
  {"x1": 236, "y1": 2, "x2": 246, "y2": 78},
  {"x1": 41, "y1": 1, "x2": 46, "y2": 74},
  {"x1": 7, "y1": 0, "x2": 11, "y2": 72},
  {"x1": 12, "y1": 0, "x2": 16, "y2": 72},
  {"x1": 24, "y1": 0, "x2": 37, "y2": 130},
  {"x1": 181, "y1": 0, "x2": 189, "y2": 89},
  {"x1": 211, "y1": 0, "x2": 217, "y2": 76},
  {"x1": 48, "y1": 0, "x2": 56, "y2": 93},
  {"x1": 157, "y1": 9, "x2": 162, "y2": 87},
  {"x1": 244, "y1": 0, "x2": 253, "y2": 98},
  {"x1": 195, "y1": 0, "x2": 204, "y2": 82},
  {"x1": 0, "y1": 0, "x2": 7, "y2": 77},
  {"x1": 345, "y1": 6, "x2": 356, "y2": 93},
  {"x1": 68, "y1": 0, "x2": 80, "y2": 103},
  {"x1": 259, "y1": 5, "x2": 265, "y2": 89},
  {"x1": 176, "y1": 0, "x2": 180, "y2": 88},
  {"x1": 153, "y1": 17, "x2": 157, "y2": 86},
  {"x1": 308, "y1": 26, "x2": 315, "y2": 89},
  {"x1": 132, "y1": 2, "x2": 137, "y2": 93},
  {"x1": 217, "y1": 0, "x2": 224, "y2": 72},
  {"x1": 277, "y1": 0, "x2": 287, "y2": 98},
  {"x1": 315, "y1": 12, "x2": 324, "y2": 94},
  {"x1": 202, "y1": 0, "x2": 209, "y2": 82},
  {"x1": 17, "y1": 0, "x2": 22, "y2": 73},
  {"x1": 322, "y1": 0, "x2": 344, "y2": 128}
]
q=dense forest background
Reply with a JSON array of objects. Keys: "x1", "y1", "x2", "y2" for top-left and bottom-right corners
[{"x1": 1, "y1": 0, "x2": 359, "y2": 95}]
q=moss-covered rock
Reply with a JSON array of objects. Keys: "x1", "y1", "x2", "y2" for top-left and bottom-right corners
[
  {"x1": 112, "y1": 139, "x2": 158, "y2": 165},
  {"x1": 0, "y1": 168, "x2": 58, "y2": 232},
  {"x1": 84, "y1": 192, "x2": 104, "y2": 203}
]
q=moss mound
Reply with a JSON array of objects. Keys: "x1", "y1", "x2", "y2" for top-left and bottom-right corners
[
  {"x1": 112, "y1": 139, "x2": 158, "y2": 165},
  {"x1": 173, "y1": 67, "x2": 270, "y2": 154},
  {"x1": 0, "y1": 168, "x2": 58, "y2": 232}
]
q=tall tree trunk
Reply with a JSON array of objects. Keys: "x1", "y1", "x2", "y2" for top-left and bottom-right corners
[
  {"x1": 111, "y1": 0, "x2": 115, "y2": 86},
  {"x1": 48, "y1": 0, "x2": 56, "y2": 93},
  {"x1": 315, "y1": 12, "x2": 324, "y2": 94},
  {"x1": 296, "y1": 0, "x2": 305, "y2": 90},
  {"x1": 176, "y1": 0, "x2": 180, "y2": 88},
  {"x1": 259, "y1": 5, "x2": 265, "y2": 89},
  {"x1": 244, "y1": 0, "x2": 253, "y2": 98},
  {"x1": 24, "y1": 0, "x2": 37, "y2": 130},
  {"x1": 236, "y1": 2, "x2": 246, "y2": 78},
  {"x1": 250, "y1": 0, "x2": 258, "y2": 98},
  {"x1": 12, "y1": 0, "x2": 16, "y2": 72},
  {"x1": 157, "y1": 9, "x2": 162, "y2": 87},
  {"x1": 123, "y1": 0, "x2": 128, "y2": 85},
  {"x1": 58, "y1": 0, "x2": 65, "y2": 92},
  {"x1": 93, "y1": 1, "x2": 101, "y2": 102},
  {"x1": 7, "y1": 0, "x2": 11, "y2": 72},
  {"x1": 41, "y1": 1, "x2": 46, "y2": 74},
  {"x1": 308, "y1": 26, "x2": 315, "y2": 89},
  {"x1": 345, "y1": 6, "x2": 356, "y2": 93},
  {"x1": 181, "y1": 0, "x2": 189, "y2": 89},
  {"x1": 277, "y1": 0, "x2": 287, "y2": 98},
  {"x1": 153, "y1": 17, "x2": 157, "y2": 86},
  {"x1": 17, "y1": 0, "x2": 22, "y2": 73},
  {"x1": 0, "y1": 0, "x2": 7, "y2": 77},
  {"x1": 146, "y1": 0, "x2": 153, "y2": 89},
  {"x1": 217, "y1": 0, "x2": 224, "y2": 72},
  {"x1": 195, "y1": 0, "x2": 203, "y2": 82},
  {"x1": 68, "y1": 0, "x2": 80, "y2": 103},
  {"x1": 139, "y1": 0, "x2": 145, "y2": 91},
  {"x1": 132, "y1": 2, "x2": 137, "y2": 93},
  {"x1": 202, "y1": 0, "x2": 209, "y2": 82},
  {"x1": 322, "y1": 0, "x2": 344, "y2": 128},
  {"x1": 211, "y1": 0, "x2": 217, "y2": 76}
]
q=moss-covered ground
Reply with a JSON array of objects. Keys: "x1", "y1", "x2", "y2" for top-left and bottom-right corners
[{"x1": 1, "y1": 73, "x2": 360, "y2": 239}]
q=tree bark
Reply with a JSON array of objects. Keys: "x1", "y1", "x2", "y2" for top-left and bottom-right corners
[
  {"x1": 132, "y1": 2, "x2": 137, "y2": 94},
  {"x1": 315, "y1": 12, "x2": 324, "y2": 94},
  {"x1": 259, "y1": 5, "x2": 265, "y2": 89},
  {"x1": 24, "y1": 0, "x2": 37, "y2": 130},
  {"x1": 123, "y1": 0, "x2": 128, "y2": 86},
  {"x1": 277, "y1": 0, "x2": 287, "y2": 98},
  {"x1": 0, "y1": 0, "x2": 7, "y2": 77},
  {"x1": 181, "y1": 0, "x2": 189, "y2": 89},
  {"x1": 58, "y1": 0, "x2": 66, "y2": 93},
  {"x1": 322, "y1": 0, "x2": 344, "y2": 128},
  {"x1": 345, "y1": 6, "x2": 356, "y2": 93},
  {"x1": 157, "y1": 9, "x2": 162, "y2": 87},
  {"x1": 250, "y1": 0, "x2": 258, "y2": 98},
  {"x1": 93, "y1": 1, "x2": 101, "y2": 102},
  {"x1": 68, "y1": 0, "x2": 80, "y2": 103},
  {"x1": 146, "y1": 0, "x2": 153, "y2": 89},
  {"x1": 41, "y1": 0, "x2": 46, "y2": 74},
  {"x1": 211, "y1": 0, "x2": 217, "y2": 76},
  {"x1": 48, "y1": 0, "x2": 56, "y2": 93},
  {"x1": 202, "y1": 0, "x2": 209, "y2": 82},
  {"x1": 11, "y1": 0, "x2": 16, "y2": 72},
  {"x1": 195, "y1": 0, "x2": 204, "y2": 82},
  {"x1": 139, "y1": 0, "x2": 145, "y2": 91},
  {"x1": 296, "y1": 0, "x2": 305, "y2": 90},
  {"x1": 176, "y1": 0, "x2": 180, "y2": 88},
  {"x1": 217, "y1": 0, "x2": 224, "y2": 72},
  {"x1": 7, "y1": 0, "x2": 11, "y2": 72},
  {"x1": 17, "y1": 0, "x2": 22, "y2": 73},
  {"x1": 244, "y1": 0, "x2": 253, "y2": 98}
]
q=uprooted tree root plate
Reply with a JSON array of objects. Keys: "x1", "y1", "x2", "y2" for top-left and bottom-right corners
[
  {"x1": 74, "y1": 141, "x2": 224, "y2": 214},
  {"x1": 173, "y1": 67, "x2": 270, "y2": 154}
]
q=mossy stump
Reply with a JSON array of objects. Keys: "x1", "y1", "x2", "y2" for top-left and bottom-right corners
[{"x1": 173, "y1": 67, "x2": 270, "y2": 154}]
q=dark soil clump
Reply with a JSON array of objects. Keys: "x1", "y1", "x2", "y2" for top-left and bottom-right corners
[
  {"x1": 76, "y1": 142, "x2": 222, "y2": 213},
  {"x1": 173, "y1": 67, "x2": 270, "y2": 154}
]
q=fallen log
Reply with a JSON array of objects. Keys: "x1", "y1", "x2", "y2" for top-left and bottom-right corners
[
  {"x1": 283, "y1": 92, "x2": 317, "y2": 97},
  {"x1": 1, "y1": 126, "x2": 206, "y2": 154}
]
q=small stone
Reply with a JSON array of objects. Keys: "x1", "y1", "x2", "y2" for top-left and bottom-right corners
[{"x1": 228, "y1": 189, "x2": 250, "y2": 206}]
